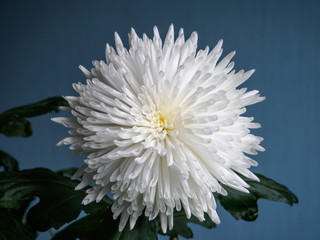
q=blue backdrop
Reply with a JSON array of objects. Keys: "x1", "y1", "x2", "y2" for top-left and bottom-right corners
[{"x1": 1, "y1": 0, "x2": 319, "y2": 239}]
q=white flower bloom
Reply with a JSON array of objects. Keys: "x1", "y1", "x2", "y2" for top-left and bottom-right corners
[{"x1": 52, "y1": 25, "x2": 265, "y2": 233}]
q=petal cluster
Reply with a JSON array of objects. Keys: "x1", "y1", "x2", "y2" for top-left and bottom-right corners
[{"x1": 53, "y1": 25, "x2": 264, "y2": 233}]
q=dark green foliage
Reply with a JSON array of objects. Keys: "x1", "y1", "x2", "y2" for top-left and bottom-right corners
[
  {"x1": 54, "y1": 208, "x2": 159, "y2": 240},
  {"x1": 0, "y1": 208, "x2": 37, "y2": 240},
  {"x1": 0, "y1": 150, "x2": 19, "y2": 173},
  {"x1": 53, "y1": 205, "x2": 215, "y2": 240},
  {"x1": 52, "y1": 213, "x2": 105, "y2": 240},
  {"x1": 0, "y1": 150, "x2": 33, "y2": 219},
  {"x1": 217, "y1": 173, "x2": 299, "y2": 221},
  {"x1": 0, "y1": 96, "x2": 68, "y2": 137},
  {"x1": 94, "y1": 208, "x2": 159, "y2": 240},
  {"x1": 0, "y1": 168, "x2": 112, "y2": 232},
  {"x1": 161, "y1": 212, "x2": 216, "y2": 239}
]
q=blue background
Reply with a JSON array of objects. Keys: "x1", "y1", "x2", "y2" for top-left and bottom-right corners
[{"x1": 1, "y1": 0, "x2": 319, "y2": 239}]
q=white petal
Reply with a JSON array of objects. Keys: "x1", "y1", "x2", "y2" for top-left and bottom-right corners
[{"x1": 53, "y1": 24, "x2": 265, "y2": 233}]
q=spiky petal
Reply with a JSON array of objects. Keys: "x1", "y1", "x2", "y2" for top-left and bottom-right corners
[{"x1": 52, "y1": 24, "x2": 264, "y2": 233}]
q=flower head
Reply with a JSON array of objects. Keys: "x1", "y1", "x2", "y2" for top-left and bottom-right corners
[{"x1": 52, "y1": 25, "x2": 264, "y2": 233}]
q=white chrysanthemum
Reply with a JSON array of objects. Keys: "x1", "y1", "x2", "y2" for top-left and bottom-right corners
[{"x1": 52, "y1": 25, "x2": 264, "y2": 233}]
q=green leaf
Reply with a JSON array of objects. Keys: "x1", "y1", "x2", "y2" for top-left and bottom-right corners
[
  {"x1": 161, "y1": 211, "x2": 216, "y2": 239},
  {"x1": 218, "y1": 173, "x2": 299, "y2": 221},
  {"x1": 94, "y1": 208, "x2": 159, "y2": 240},
  {"x1": 52, "y1": 213, "x2": 105, "y2": 240},
  {"x1": 249, "y1": 174, "x2": 299, "y2": 205},
  {"x1": 0, "y1": 208, "x2": 36, "y2": 240},
  {"x1": 0, "y1": 96, "x2": 68, "y2": 137},
  {"x1": 54, "y1": 208, "x2": 159, "y2": 240},
  {"x1": 0, "y1": 117, "x2": 33, "y2": 137},
  {"x1": 0, "y1": 168, "x2": 112, "y2": 231},
  {"x1": 0, "y1": 151, "x2": 33, "y2": 218},
  {"x1": 0, "y1": 197, "x2": 34, "y2": 220},
  {"x1": 54, "y1": 209, "x2": 215, "y2": 240},
  {"x1": 0, "y1": 150, "x2": 19, "y2": 172}
]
